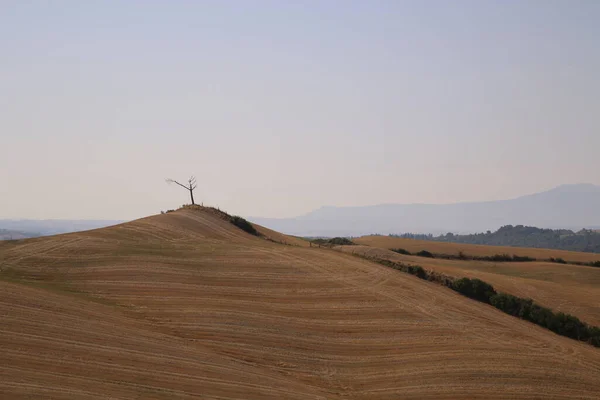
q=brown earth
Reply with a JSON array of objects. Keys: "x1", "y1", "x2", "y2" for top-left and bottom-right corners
[{"x1": 1, "y1": 208, "x2": 600, "y2": 399}]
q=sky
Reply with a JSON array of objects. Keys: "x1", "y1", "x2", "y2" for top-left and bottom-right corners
[{"x1": 1, "y1": 1, "x2": 599, "y2": 220}]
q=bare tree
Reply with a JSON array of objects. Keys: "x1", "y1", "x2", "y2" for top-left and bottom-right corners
[{"x1": 166, "y1": 176, "x2": 197, "y2": 205}]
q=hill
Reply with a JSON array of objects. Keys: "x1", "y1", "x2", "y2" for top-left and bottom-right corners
[
  {"x1": 351, "y1": 236, "x2": 600, "y2": 326},
  {"x1": 251, "y1": 184, "x2": 600, "y2": 236},
  {"x1": 1, "y1": 207, "x2": 600, "y2": 399}
]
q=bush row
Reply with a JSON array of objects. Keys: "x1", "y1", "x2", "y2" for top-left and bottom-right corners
[
  {"x1": 588, "y1": 261, "x2": 600, "y2": 268},
  {"x1": 311, "y1": 237, "x2": 355, "y2": 247},
  {"x1": 390, "y1": 248, "x2": 600, "y2": 266},
  {"x1": 367, "y1": 256, "x2": 600, "y2": 348},
  {"x1": 391, "y1": 247, "x2": 536, "y2": 262},
  {"x1": 488, "y1": 293, "x2": 600, "y2": 344}
]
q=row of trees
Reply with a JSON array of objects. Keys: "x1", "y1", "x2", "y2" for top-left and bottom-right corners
[{"x1": 390, "y1": 225, "x2": 600, "y2": 254}]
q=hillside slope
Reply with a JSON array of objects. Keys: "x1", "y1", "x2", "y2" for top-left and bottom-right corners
[
  {"x1": 0, "y1": 281, "x2": 329, "y2": 400},
  {"x1": 343, "y1": 243, "x2": 600, "y2": 327},
  {"x1": 1, "y1": 208, "x2": 600, "y2": 399}
]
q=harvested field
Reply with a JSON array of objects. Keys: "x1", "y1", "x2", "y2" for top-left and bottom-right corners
[
  {"x1": 0, "y1": 281, "x2": 326, "y2": 400},
  {"x1": 342, "y1": 244, "x2": 600, "y2": 326},
  {"x1": 1, "y1": 208, "x2": 600, "y2": 399},
  {"x1": 355, "y1": 235, "x2": 600, "y2": 263}
]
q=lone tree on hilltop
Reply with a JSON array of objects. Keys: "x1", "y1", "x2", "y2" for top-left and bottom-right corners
[{"x1": 166, "y1": 176, "x2": 197, "y2": 205}]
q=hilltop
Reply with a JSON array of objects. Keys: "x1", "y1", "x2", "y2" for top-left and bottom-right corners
[
  {"x1": 1, "y1": 206, "x2": 599, "y2": 399},
  {"x1": 251, "y1": 184, "x2": 600, "y2": 236}
]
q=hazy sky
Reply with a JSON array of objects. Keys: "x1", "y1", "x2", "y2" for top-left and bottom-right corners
[{"x1": 1, "y1": 1, "x2": 599, "y2": 220}]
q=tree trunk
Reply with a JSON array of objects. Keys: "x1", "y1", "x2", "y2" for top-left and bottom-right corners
[{"x1": 190, "y1": 189, "x2": 195, "y2": 205}]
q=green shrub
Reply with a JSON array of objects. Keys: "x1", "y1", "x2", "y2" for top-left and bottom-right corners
[
  {"x1": 477, "y1": 254, "x2": 535, "y2": 262},
  {"x1": 490, "y1": 293, "x2": 600, "y2": 343},
  {"x1": 328, "y1": 237, "x2": 355, "y2": 245},
  {"x1": 391, "y1": 248, "x2": 411, "y2": 255},
  {"x1": 527, "y1": 304, "x2": 555, "y2": 328},
  {"x1": 230, "y1": 216, "x2": 259, "y2": 236},
  {"x1": 487, "y1": 254, "x2": 513, "y2": 262},
  {"x1": 587, "y1": 261, "x2": 600, "y2": 268},
  {"x1": 587, "y1": 326, "x2": 600, "y2": 346},
  {"x1": 407, "y1": 265, "x2": 428, "y2": 279},
  {"x1": 490, "y1": 293, "x2": 520, "y2": 315},
  {"x1": 416, "y1": 250, "x2": 434, "y2": 258},
  {"x1": 511, "y1": 255, "x2": 536, "y2": 262},
  {"x1": 451, "y1": 278, "x2": 496, "y2": 303},
  {"x1": 549, "y1": 257, "x2": 568, "y2": 264}
]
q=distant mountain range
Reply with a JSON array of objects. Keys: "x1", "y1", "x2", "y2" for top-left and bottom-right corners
[
  {"x1": 0, "y1": 219, "x2": 124, "y2": 240},
  {"x1": 0, "y1": 229, "x2": 38, "y2": 240},
  {"x1": 251, "y1": 184, "x2": 600, "y2": 237}
]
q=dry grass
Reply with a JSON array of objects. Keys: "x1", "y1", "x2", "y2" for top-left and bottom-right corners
[
  {"x1": 356, "y1": 235, "x2": 600, "y2": 263},
  {"x1": 345, "y1": 240, "x2": 600, "y2": 326},
  {"x1": 1, "y1": 209, "x2": 599, "y2": 399}
]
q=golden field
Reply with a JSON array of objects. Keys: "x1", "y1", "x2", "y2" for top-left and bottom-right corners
[
  {"x1": 350, "y1": 236, "x2": 600, "y2": 326},
  {"x1": 1, "y1": 208, "x2": 599, "y2": 399},
  {"x1": 355, "y1": 235, "x2": 600, "y2": 263}
]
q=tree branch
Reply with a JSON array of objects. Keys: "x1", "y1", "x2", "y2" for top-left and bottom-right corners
[{"x1": 166, "y1": 178, "x2": 190, "y2": 190}]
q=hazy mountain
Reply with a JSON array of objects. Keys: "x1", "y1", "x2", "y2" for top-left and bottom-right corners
[
  {"x1": 250, "y1": 184, "x2": 600, "y2": 237},
  {"x1": 0, "y1": 219, "x2": 124, "y2": 239},
  {"x1": 0, "y1": 229, "x2": 38, "y2": 240}
]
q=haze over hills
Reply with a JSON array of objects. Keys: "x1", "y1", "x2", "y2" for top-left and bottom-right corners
[
  {"x1": 0, "y1": 229, "x2": 36, "y2": 240},
  {"x1": 251, "y1": 184, "x2": 600, "y2": 237},
  {"x1": 0, "y1": 219, "x2": 124, "y2": 239}
]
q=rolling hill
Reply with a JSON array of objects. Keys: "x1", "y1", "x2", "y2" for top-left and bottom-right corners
[
  {"x1": 251, "y1": 183, "x2": 600, "y2": 236},
  {"x1": 349, "y1": 236, "x2": 600, "y2": 326},
  {"x1": 1, "y1": 207, "x2": 599, "y2": 399}
]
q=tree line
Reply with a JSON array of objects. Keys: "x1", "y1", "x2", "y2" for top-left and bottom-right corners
[{"x1": 389, "y1": 225, "x2": 600, "y2": 254}]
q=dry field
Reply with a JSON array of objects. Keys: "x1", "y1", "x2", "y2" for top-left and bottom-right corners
[
  {"x1": 355, "y1": 235, "x2": 600, "y2": 263},
  {"x1": 348, "y1": 238, "x2": 600, "y2": 326},
  {"x1": 1, "y1": 208, "x2": 600, "y2": 399}
]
